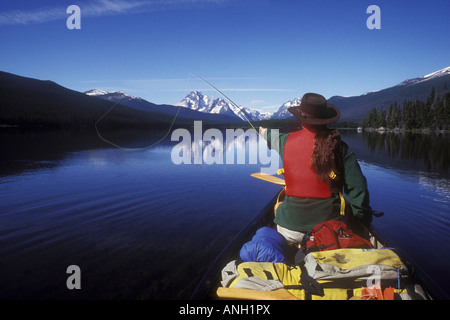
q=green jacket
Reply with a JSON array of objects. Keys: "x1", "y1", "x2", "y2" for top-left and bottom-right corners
[{"x1": 265, "y1": 129, "x2": 372, "y2": 232}]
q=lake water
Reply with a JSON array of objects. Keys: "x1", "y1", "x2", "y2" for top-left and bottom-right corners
[{"x1": 0, "y1": 127, "x2": 448, "y2": 300}]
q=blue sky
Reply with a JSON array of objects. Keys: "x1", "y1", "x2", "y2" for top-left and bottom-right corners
[{"x1": 1, "y1": 0, "x2": 449, "y2": 113}]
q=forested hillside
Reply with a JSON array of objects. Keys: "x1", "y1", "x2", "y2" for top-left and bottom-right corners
[{"x1": 361, "y1": 88, "x2": 449, "y2": 131}]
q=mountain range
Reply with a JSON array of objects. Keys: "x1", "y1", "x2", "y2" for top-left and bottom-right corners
[
  {"x1": 86, "y1": 89, "x2": 300, "y2": 122},
  {"x1": 1, "y1": 66, "x2": 449, "y2": 130},
  {"x1": 87, "y1": 66, "x2": 450, "y2": 123},
  {"x1": 84, "y1": 89, "x2": 239, "y2": 123},
  {"x1": 175, "y1": 91, "x2": 272, "y2": 121}
]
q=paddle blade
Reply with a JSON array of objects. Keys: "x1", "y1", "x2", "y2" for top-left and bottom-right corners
[{"x1": 250, "y1": 172, "x2": 286, "y2": 185}]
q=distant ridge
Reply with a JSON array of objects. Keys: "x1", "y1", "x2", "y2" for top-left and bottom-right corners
[{"x1": 328, "y1": 66, "x2": 450, "y2": 122}]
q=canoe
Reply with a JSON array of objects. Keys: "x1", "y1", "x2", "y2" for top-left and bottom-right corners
[{"x1": 190, "y1": 183, "x2": 433, "y2": 300}]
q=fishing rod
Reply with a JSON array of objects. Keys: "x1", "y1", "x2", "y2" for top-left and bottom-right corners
[{"x1": 190, "y1": 73, "x2": 261, "y2": 135}]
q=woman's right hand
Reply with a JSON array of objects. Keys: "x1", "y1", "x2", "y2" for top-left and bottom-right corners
[{"x1": 259, "y1": 127, "x2": 268, "y2": 136}]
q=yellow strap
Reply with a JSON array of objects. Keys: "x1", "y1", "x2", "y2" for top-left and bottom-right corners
[
  {"x1": 274, "y1": 168, "x2": 285, "y2": 217},
  {"x1": 274, "y1": 187, "x2": 286, "y2": 217},
  {"x1": 339, "y1": 192, "x2": 345, "y2": 216}
]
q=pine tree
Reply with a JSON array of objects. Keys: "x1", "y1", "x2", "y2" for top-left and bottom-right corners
[
  {"x1": 387, "y1": 104, "x2": 394, "y2": 129},
  {"x1": 364, "y1": 107, "x2": 378, "y2": 128},
  {"x1": 428, "y1": 86, "x2": 436, "y2": 105},
  {"x1": 376, "y1": 106, "x2": 387, "y2": 128}
]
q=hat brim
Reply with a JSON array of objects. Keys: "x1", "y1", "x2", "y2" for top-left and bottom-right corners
[{"x1": 288, "y1": 103, "x2": 340, "y2": 125}]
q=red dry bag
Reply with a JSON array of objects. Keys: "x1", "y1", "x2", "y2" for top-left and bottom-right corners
[{"x1": 303, "y1": 220, "x2": 373, "y2": 253}]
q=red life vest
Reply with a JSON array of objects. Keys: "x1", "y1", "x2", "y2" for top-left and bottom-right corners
[{"x1": 283, "y1": 129, "x2": 331, "y2": 199}]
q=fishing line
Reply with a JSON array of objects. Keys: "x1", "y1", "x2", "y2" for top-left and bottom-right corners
[
  {"x1": 94, "y1": 74, "x2": 192, "y2": 151},
  {"x1": 94, "y1": 73, "x2": 264, "y2": 150}
]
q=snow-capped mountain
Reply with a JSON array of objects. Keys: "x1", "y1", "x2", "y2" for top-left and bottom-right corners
[
  {"x1": 177, "y1": 91, "x2": 229, "y2": 114},
  {"x1": 243, "y1": 107, "x2": 272, "y2": 121},
  {"x1": 85, "y1": 89, "x2": 144, "y2": 104},
  {"x1": 423, "y1": 66, "x2": 450, "y2": 79},
  {"x1": 176, "y1": 91, "x2": 272, "y2": 121},
  {"x1": 85, "y1": 89, "x2": 108, "y2": 96},
  {"x1": 395, "y1": 66, "x2": 450, "y2": 87},
  {"x1": 271, "y1": 97, "x2": 301, "y2": 120}
]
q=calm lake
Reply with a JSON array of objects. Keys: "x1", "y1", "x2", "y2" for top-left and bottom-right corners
[{"x1": 0, "y1": 127, "x2": 448, "y2": 300}]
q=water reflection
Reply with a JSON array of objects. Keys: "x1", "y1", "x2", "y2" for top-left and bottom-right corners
[
  {"x1": 341, "y1": 130, "x2": 449, "y2": 179},
  {"x1": 2, "y1": 128, "x2": 448, "y2": 179},
  {"x1": 0, "y1": 128, "x2": 175, "y2": 178},
  {"x1": 1, "y1": 126, "x2": 281, "y2": 178}
]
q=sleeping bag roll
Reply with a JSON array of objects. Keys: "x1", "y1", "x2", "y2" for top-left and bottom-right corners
[{"x1": 240, "y1": 227, "x2": 289, "y2": 263}]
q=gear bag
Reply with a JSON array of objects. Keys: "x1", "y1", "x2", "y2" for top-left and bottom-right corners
[
  {"x1": 303, "y1": 248, "x2": 404, "y2": 282},
  {"x1": 220, "y1": 248, "x2": 428, "y2": 300},
  {"x1": 302, "y1": 220, "x2": 373, "y2": 253},
  {"x1": 301, "y1": 248, "x2": 428, "y2": 300}
]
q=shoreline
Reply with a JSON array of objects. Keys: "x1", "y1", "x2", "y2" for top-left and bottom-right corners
[{"x1": 357, "y1": 126, "x2": 447, "y2": 134}]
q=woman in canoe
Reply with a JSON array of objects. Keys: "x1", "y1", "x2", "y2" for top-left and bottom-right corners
[{"x1": 260, "y1": 93, "x2": 372, "y2": 245}]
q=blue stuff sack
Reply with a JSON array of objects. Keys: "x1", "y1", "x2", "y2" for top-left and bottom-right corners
[{"x1": 239, "y1": 227, "x2": 288, "y2": 263}]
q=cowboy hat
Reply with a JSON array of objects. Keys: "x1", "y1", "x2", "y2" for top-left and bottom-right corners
[{"x1": 288, "y1": 93, "x2": 340, "y2": 125}]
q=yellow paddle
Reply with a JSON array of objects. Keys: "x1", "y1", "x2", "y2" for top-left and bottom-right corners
[{"x1": 250, "y1": 172, "x2": 286, "y2": 185}]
